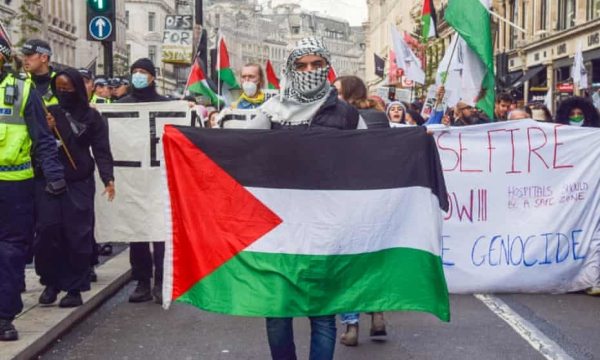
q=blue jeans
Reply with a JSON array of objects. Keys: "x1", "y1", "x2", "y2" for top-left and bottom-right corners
[
  {"x1": 340, "y1": 312, "x2": 359, "y2": 325},
  {"x1": 266, "y1": 316, "x2": 336, "y2": 360}
]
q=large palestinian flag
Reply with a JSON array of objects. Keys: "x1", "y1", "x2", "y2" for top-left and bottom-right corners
[{"x1": 162, "y1": 126, "x2": 451, "y2": 321}]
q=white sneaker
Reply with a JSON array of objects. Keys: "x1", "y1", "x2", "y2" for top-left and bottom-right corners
[{"x1": 586, "y1": 287, "x2": 600, "y2": 295}]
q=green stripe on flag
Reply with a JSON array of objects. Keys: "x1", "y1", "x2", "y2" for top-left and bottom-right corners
[
  {"x1": 176, "y1": 247, "x2": 450, "y2": 322},
  {"x1": 217, "y1": 67, "x2": 240, "y2": 89},
  {"x1": 422, "y1": 14, "x2": 431, "y2": 43}
]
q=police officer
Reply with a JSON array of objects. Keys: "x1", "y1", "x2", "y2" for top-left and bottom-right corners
[
  {"x1": 21, "y1": 39, "x2": 57, "y2": 106},
  {"x1": 92, "y1": 77, "x2": 112, "y2": 104},
  {"x1": 110, "y1": 77, "x2": 130, "y2": 102},
  {"x1": 35, "y1": 68, "x2": 115, "y2": 308},
  {"x1": 78, "y1": 68, "x2": 95, "y2": 101},
  {"x1": 0, "y1": 37, "x2": 65, "y2": 341}
]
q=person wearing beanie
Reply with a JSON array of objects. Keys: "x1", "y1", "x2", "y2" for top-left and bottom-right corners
[
  {"x1": 386, "y1": 101, "x2": 406, "y2": 127},
  {"x1": 117, "y1": 58, "x2": 166, "y2": 103},
  {"x1": 117, "y1": 58, "x2": 167, "y2": 305}
]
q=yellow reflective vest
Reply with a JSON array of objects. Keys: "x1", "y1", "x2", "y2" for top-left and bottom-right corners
[{"x1": 0, "y1": 74, "x2": 34, "y2": 181}]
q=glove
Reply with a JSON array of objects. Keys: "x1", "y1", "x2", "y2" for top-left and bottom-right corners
[{"x1": 45, "y1": 179, "x2": 67, "y2": 196}]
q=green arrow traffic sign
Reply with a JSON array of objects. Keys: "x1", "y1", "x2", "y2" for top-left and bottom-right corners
[{"x1": 87, "y1": 0, "x2": 110, "y2": 12}]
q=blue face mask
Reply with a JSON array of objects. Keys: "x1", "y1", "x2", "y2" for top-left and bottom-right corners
[{"x1": 132, "y1": 73, "x2": 150, "y2": 89}]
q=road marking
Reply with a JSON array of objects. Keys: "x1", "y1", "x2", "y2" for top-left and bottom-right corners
[{"x1": 474, "y1": 294, "x2": 574, "y2": 360}]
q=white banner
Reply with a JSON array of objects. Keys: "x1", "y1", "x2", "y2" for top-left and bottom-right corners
[
  {"x1": 94, "y1": 101, "x2": 193, "y2": 242},
  {"x1": 436, "y1": 120, "x2": 600, "y2": 293}
]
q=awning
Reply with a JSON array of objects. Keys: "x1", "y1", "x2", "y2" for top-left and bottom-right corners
[{"x1": 511, "y1": 66, "x2": 545, "y2": 89}]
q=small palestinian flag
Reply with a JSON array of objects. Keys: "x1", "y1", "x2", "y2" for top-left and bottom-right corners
[
  {"x1": 162, "y1": 126, "x2": 450, "y2": 321},
  {"x1": 328, "y1": 64, "x2": 337, "y2": 84},
  {"x1": 185, "y1": 60, "x2": 221, "y2": 106},
  {"x1": 266, "y1": 60, "x2": 280, "y2": 90},
  {"x1": 217, "y1": 33, "x2": 240, "y2": 89},
  {"x1": 421, "y1": 0, "x2": 439, "y2": 43}
]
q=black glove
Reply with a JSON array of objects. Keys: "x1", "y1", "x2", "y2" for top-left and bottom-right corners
[{"x1": 45, "y1": 179, "x2": 67, "y2": 196}]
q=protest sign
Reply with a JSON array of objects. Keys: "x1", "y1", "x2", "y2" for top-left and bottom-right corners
[
  {"x1": 162, "y1": 15, "x2": 193, "y2": 64},
  {"x1": 435, "y1": 120, "x2": 600, "y2": 293},
  {"x1": 94, "y1": 101, "x2": 193, "y2": 242}
]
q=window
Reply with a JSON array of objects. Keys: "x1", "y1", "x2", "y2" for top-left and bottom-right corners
[
  {"x1": 125, "y1": 10, "x2": 129, "y2": 29},
  {"x1": 149, "y1": 45, "x2": 156, "y2": 63},
  {"x1": 509, "y1": 0, "x2": 518, "y2": 49},
  {"x1": 148, "y1": 12, "x2": 156, "y2": 32},
  {"x1": 558, "y1": 0, "x2": 576, "y2": 30},
  {"x1": 588, "y1": 0, "x2": 600, "y2": 20},
  {"x1": 522, "y1": 0, "x2": 527, "y2": 40},
  {"x1": 291, "y1": 26, "x2": 300, "y2": 34},
  {"x1": 540, "y1": 0, "x2": 548, "y2": 30},
  {"x1": 127, "y1": 44, "x2": 131, "y2": 64}
]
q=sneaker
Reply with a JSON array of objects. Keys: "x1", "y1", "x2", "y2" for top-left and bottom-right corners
[
  {"x1": 370, "y1": 312, "x2": 387, "y2": 341},
  {"x1": 340, "y1": 324, "x2": 359, "y2": 346},
  {"x1": 152, "y1": 281, "x2": 163, "y2": 304},
  {"x1": 586, "y1": 287, "x2": 600, "y2": 296},
  {"x1": 90, "y1": 269, "x2": 98, "y2": 283},
  {"x1": 0, "y1": 319, "x2": 18, "y2": 341},
  {"x1": 128, "y1": 280, "x2": 152, "y2": 303},
  {"x1": 59, "y1": 291, "x2": 83, "y2": 308},
  {"x1": 39, "y1": 286, "x2": 60, "y2": 305}
]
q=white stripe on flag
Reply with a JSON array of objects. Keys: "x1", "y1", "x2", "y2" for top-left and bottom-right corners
[{"x1": 245, "y1": 186, "x2": 443, "y2": 256}]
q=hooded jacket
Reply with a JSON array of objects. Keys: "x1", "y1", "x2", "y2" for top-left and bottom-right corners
[{"x1": 49, "y1": 68, "x2": 114, "y2": 185}]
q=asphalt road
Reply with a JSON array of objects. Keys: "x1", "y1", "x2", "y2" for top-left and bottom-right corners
[{"x1": 39, "y1": 282, "x2": 600, "y2": 360}]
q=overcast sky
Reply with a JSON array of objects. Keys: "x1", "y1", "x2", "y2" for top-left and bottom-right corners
[{"x1": 260, "y1": 0, "x2": 368, "y2": 26}]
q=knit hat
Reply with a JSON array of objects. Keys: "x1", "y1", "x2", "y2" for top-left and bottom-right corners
[
  {"x1": 386, "y1": 101, "x2": 406, "y2": 118},
  {"x1": 130, "y1": 58, "x2": 156, "y2": 77}
]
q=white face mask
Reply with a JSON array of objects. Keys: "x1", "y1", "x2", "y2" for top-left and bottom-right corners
[
  {"x1": 569, "y1": 120, "x2": 584, "y2": 127},
  {"x1": 242, "y1": 82, "x2": 258, "y2": 97}
]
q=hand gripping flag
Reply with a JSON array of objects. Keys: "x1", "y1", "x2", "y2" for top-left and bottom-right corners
[{"x1": 162, "y1": 126, "x2": 451, "y2": 321}]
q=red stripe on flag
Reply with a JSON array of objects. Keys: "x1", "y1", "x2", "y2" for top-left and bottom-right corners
[
  {"x1": 266, "y1": 60, "x2": 280, "y2": 90},
  {"x1": 218, "y1": 37, "x2": 232, "y2": 70},
  {"x1": 328, "y1": 66, "x2": 337, "y2": 84},
  {"x1": 163, "y1": 126, "x2": 283, "y2": 300}
]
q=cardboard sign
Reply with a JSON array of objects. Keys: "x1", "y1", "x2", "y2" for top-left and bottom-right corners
[{"x1": 162, "y1": 15, "x2": 193, "y2": 64}]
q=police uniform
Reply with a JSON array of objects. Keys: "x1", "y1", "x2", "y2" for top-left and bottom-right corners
[
  {"x1": 21, "y1": 40, "x2": 58, "y2": 107},
  {"x1": 0, "y1": 38, "x2": 64, "y2": 341},
  {"x1": 91, "y1": 77, "x2": 112, "y2": 104}
]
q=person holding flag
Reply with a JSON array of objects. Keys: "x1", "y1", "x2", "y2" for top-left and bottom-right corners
[{"x1": 232, "y1": 63, "x2": 266, "y2": 109}]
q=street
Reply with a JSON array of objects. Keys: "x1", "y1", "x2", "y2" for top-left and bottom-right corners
[{"x1": 40, "y1": 282, "x2": 600, "y2": 360}]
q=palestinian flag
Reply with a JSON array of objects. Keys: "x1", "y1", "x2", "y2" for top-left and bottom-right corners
[
  {"x1": 446, "y1": 0, "x2": 495, "y2": 120},
  {"x1": 185, "y1": 60, "x2": 221, "y2": 106},
  {"x1": 162, "y1": 126, "x2": 450, "y2": 321},
  {"x1": 266, "y1": 60, "x2": 280, "y2": 90},
  {"x1": 217, "y1": 33, "x2": 240, "y2": 89},
  {"x1": 421, "y1": 0, "x2": 438, "y2": 43},
  {"x1": 328, "y1": 65, "x2": 337, "y2": 84}
]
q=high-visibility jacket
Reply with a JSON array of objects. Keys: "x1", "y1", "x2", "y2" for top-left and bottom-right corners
[
  {"x1": 0, "y1": 73, "x2": 34, "y2": 181},
  {"x1": 28, "y1": 71, "x2": 58, "y2": 106},
  {"x1": 90, "y1": 94, "x2": 112, "y2": 104}
]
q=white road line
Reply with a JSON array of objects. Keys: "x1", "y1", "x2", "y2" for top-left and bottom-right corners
[{"x1": 474, "y1": 294, "x2": 574, "y2": 360}]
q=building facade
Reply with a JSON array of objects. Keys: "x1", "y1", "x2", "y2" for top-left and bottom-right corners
[{"x1": 495, "y1": 0, "x2": 600, "y2": 111}]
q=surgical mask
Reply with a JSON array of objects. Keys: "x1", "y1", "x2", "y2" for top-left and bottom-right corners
[
  {"x1": 132, "y1": 73, "x2": 150, "y2": 89},
  {"x1": 569, "y1": 115, "x2": 584, "y2": 127},
  {"x1": 242, "y1": 81, "x2": 258, "y2": 97}
]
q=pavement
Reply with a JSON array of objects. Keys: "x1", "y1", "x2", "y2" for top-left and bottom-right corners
[{"x1": 2, "y1": 247, "x2": 131, "y2": 360}]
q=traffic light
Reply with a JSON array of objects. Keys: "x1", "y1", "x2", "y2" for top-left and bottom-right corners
[{"x1": 86, "y1": 0, "x2": 116, "y2": 42}]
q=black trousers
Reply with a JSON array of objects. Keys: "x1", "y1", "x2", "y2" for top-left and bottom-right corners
[
  {"x1": 0, "y1": 180, "x2": 34, "y2": 320},
  {"x1": 34, "y1": 175, "x2": 95, "y2": 292},
  {"x1": 130, "y1": 242, "x2": 164, "y2": 283}
]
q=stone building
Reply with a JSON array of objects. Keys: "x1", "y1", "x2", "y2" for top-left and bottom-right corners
[{"x1": 495, "y1": 0, "x2": 600, "y2": 110}]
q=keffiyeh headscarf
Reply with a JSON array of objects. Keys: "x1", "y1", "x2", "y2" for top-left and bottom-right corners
[{"x1": 283, "y1": 37, "x2": 332, "y2": 103}]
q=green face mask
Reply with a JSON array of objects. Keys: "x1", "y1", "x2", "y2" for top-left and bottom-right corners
[{"x1": 569, "y1": 115, "x2": 584, "y2": 123}]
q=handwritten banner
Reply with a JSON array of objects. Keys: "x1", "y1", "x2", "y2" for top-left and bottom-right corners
[
  {"x1": 162, "y1": 15, "x2": 193, "y2": 64},
  {"x1": 94, "y1": 101, "x2": 192, "y2": 242},
  {"x1": 434, "y1": 120, "x2": 600, "y2": 293}
]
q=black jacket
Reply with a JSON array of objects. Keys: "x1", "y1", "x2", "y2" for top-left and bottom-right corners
[
  {"x1": 358, "y1": 108, "x2": 390, "y2": 129},
  {"x1": 49, "y1": 68, "x2": 114, "y2": 186},
  {"x1": 117, "y1": 82, "x2": 168, "y2": 103},
  {"x1": 272, "y1": 89, "x2": 359, "y2": 130}
]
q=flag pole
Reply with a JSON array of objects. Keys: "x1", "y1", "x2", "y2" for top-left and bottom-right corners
[{"x1": 488, "y1": 9, "x2": 526, "y2": 33}]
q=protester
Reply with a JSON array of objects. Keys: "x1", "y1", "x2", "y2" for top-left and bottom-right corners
[
  {"x1": 35, "y1": 68, "x2": 115, "y2": 308},
  {"x1": 233, "y1": 63, "x2": 266, "y2": 109},
  {"x1": 555, "y1": 97, "x2": 600, "y2": 128},
  {"x1": 0, "y1": 37, "x2": 65, "y2": 342},
  {"x1": 118, "y1": 58, "x2": 168, "y2": 303},
  {"x1": 369, "y1": 94, "x2": 387, "y2": 111},
  {"x1": 92, "y1": 77, "x2": 113, "y2": 104},
  {"x1": 248, "y1": 37, "x2": 359, "y2": 360},
  {"x1": 207, "y1": 110, "x2": 219, "y2": 128},
  {"x1": 453, "y1": 102, "x2": 489, "y2": 126},
  {"x1": 21, "y1": 39, "x2": 57, "y2": 106},
  {"x1": 334, "y1": 75, "x2": 389, "y2": 129},
  {"x1": 405, "y1": 109, "x2": 426, "y2": 126},
  {"x1": 386, "y1": 101, "x2": 406, "y2": 125},
  {"x1": 494, "y1": 93, "x2": 512, "y2": 121},
  {"x1": 508, "y1": 106, "x2": 532, "y2": 120}
]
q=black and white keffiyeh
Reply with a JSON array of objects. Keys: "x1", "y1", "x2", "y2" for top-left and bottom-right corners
[{"x1": 284, "y1": 37, "x2": 332, "y2": 104}]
